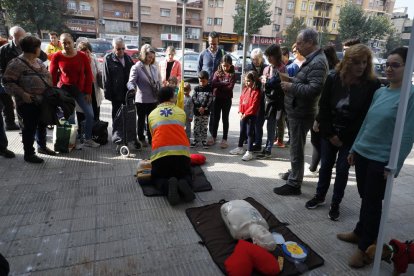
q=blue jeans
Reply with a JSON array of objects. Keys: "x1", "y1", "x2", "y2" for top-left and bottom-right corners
[
  {"x1": 316, "y1": 138, "x2": 351, "y2": 204},
  {"x1": 264, "y1": 110, "x2": 277, "y2": 152},
  {"x1": 238, "y1": 115, "x2": 256, "y2": 151},
  {"x1": 68, "y1": 93, "x2": 94, "y2": 140}
]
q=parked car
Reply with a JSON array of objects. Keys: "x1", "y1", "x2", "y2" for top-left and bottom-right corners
[
  {"x1": 76, "y1": 38, "x2": 113, "y2": 59},
  {"x1": 177, "y1": 52, "x2": 199, "y2": 79}
]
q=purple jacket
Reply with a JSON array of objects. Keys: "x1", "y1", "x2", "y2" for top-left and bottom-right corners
[{"x1": 127, "y1": 61, "x2": 161, "y2": 103}]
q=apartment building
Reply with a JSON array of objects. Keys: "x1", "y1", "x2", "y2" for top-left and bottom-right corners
[
  {"x1": 65, "y1": 0, "x2": 100, "y2": 39},
  {"x1": 177, "y1": 0, "x2": 203, "y2": 51},
  {"x1": 391, "y1": 7, "x2": 412, "y2": 46},
  {"x1": 203, "y1": 0, "x2": 238, "y2": 51}
]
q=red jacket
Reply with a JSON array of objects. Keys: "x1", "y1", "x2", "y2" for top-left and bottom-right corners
[
  {"x1": 239, "y1": 87, "x2": 260, "y2": 117},
  {"x1": 49, "y1": 51, "x2": 93, "y2": 94}
]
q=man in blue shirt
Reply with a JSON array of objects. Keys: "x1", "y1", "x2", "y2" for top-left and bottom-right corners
[{"x1": 197, "y1": 31, "x2": 224, "y2": 82}]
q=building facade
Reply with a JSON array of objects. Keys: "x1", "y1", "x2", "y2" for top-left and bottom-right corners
[{"x1": 391, "y1": 7, "x2": 412, "y2": 46}]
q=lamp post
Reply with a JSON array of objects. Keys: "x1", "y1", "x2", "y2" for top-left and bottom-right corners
[
  {"x1": 137, "y1": 0, "x2": 141, "y2": 48},
  {"x1": 180, "y1": 0, "x2": 188, "y2": 79},
  {"x1": 241, "y1": 0, "x2": 250, "y2": 89}
]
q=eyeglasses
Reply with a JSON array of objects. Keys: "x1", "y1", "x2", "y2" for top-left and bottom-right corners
[
  {"x1": 385, "y1": 62, "x2": 404, "y2": 69},
  {"x1": 116, "y1": 47, "x2": 125, "y2": 50}
]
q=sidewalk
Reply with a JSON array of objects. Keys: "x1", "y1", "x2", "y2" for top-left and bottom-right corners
[{"x1": 0, "y1": 84, "x2": 413, "y2": 275}]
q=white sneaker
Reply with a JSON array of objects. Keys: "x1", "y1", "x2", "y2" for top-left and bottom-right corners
[
  {"x1": 229, "y1": 147, "x2": 245, "y2": 155},
  {"x1": 242, "y1": 151, "x2": 253, "y2": 161},
  {"x1": 83, "y1": 139, "x2": 100, "y2": 148}
]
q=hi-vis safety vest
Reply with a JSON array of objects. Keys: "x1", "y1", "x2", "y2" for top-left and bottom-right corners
[{"x1": 148, "y1": 102, "x2": 190, "y2": 162}]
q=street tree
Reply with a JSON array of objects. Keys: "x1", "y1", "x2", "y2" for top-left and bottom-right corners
[
  {"x1": 233, "y1": 0, "x2": 272, "y2": 36},
  {"x1": 384, "y1": 29, "x2": 403, "y2": 57},
  {"x1": 1, "y1": 0, "x2": 68, "y2": 37},
  {"x1": 338, "y1": 3, "x2": 392, "y2": 44},
  {"x1": 283, "y1": 17, "x2": 306, "y2": 48}
]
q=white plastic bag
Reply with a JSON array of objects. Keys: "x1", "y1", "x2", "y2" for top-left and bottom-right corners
[{"x1": 220, "y1": 200, "x2": 277, "y2": 251}]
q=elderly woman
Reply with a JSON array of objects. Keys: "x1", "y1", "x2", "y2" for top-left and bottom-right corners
[
  {"x1": 127, "y1": 44, "x2": 161, "y2": 147},
  {"x1": 305, "y1": 44, "x2": 381, "y2": 222},
  {"x1": 49, "y1": 33, "x2": 99, "y2": 148},
  {"x1": 159, "y1": 46, "x2": 182, "y2": 87},
  {"x1": 2, "y1": 36, "x2": 54, "y2": 163},
  {"x1": 245, "y1": 48, "x2": 266, "y2": 152},
  {"x1": 337, "y1": 47, "x2": 414, "y2": 268}
]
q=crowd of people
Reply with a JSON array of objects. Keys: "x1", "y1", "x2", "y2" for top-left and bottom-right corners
[{"x1": 1, "y1": 26, "x2": 414, "y2": 270}]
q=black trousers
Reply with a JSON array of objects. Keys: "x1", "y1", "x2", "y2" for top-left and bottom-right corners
[
  {"x1": 353, "y1": 152, "x2": 387, "y2": 251},
  {"x1": 0, "y1": 93, "x2": 16, "y2": 126},
  {"x1": 151, "y1": 155, "x2": 192, "y2": 195},
  {"x1": 135, "y1": 102, "x2": 157, "y2": 143}
]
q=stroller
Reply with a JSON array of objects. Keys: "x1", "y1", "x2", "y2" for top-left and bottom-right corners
[{"x1": 112, "y1": 90, "x2": 139, "y2": 157}]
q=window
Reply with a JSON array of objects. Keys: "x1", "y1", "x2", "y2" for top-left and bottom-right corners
[
  {"x1": 332, "y1": 20, "x2": 337, "y2": 29},
  {"x1": 275, "y1": 7, "x2": 282, "y2": 15},
  {"x1": 141, "y1": 6, "x2": 151, "y2": 15},
  {"x1": 216, "y1": 0, "x2": 224, "y2": 7},
  {"x1": 160, "y1": 8, "x2": 171, "y2": 17},
  {"x1": 79, "y1": 2, "x2": 91, "y2": 11},
  {"x1": 307, "y1": 18, "x2": 313, "y2": 26},
  {"x1": 214, "y1": 18, "x2": 223, "y2": 25},
  {"x1": 207, "y1": 17, "x2": 213, "y2": 25},
  {"x1": 287, "y1": 2, "x2": 294, "y2": 11},
  {"x1": 208, "y1": 0, "x2": 214, "y2": 7},
  {"x1": 285, "y1": 17, "x2": 293, "y2": 25},
  {"x1": 105, "y1": 20, "x2": 131, "y2": 33},
  {"x1": 309, "y1": 3, "x2": 314, "y2": 12},
  {"x1": 273, "y1": 24, "x2": 280, "y2": 32},
  {"x1": 186, "y1": 28, "x2": 201, "y2": 39},
  {"x1": 67, "y1": 1, "x2": 76, "y2": 10},
  {"x1": 301, "y1": 2, "x2": 307, "y2": 11},
  {"x1": 335, "y1": 6, "x2": 340, "y2": 15}
]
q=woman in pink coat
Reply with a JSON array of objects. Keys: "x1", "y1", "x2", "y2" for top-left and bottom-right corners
[{"x1": 159, "y1": 46, "x2": 182, "y2": 87}]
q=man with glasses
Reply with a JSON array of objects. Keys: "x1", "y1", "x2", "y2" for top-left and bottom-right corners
[
  {"x1": 274, "y1": 28, "x2": 328, "y2": 196},
  {"x1": 103, "y1": 37, "x2": 134, "y2": 122}
]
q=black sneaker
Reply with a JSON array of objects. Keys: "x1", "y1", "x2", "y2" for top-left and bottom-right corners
[
  {"x1": 190, "y1": 141, "x2": 198, "y2": 148},
  {"x1": 273, "y1": 184, "x2": 301, "y2": 196},
  {"x1": 24, "y1": 154, "x2": 44, "y2": 164},
  {"x1": 328, "y1": 203, "x2": 340, "y2": 221},
  {"x1": 177, "y1": 178, "x2": 195, "y2": 202},
  {"x1": 256, "y1": 150, "x2": 271, "y2": 159},
  {"x1": 202, "y1": 142, "x2": 209, "y2": 149},
  {"x1": 278, "y1": 170, "x2": 291, "y2": 180},
  {"x1": 0, "y1": 148, "x2": 15, "y2": 158},
  {"x1": 251, "y1": 144, "x2": 262, "y2": 152},
  {"x1": 305, "y1": 195, "x2": 326, "y2": 209},
  {"x1": 167, "y1": 177, "x2": 180, "y2": 206}
]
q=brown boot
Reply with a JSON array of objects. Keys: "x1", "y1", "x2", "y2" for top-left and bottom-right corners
[
  {"x1": 348, "y1": 249, "x2": 372, "y2": 268},
  {"x1": 337, "y1": 231, "x2": 360, "y2": 244}
]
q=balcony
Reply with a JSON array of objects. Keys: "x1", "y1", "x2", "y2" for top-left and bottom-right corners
[
  {"x1": 314, "y1": 11, "x2": 330, "y2": 18},
  {"x1": 176, "y1": 17, "x2": 202, "y2": 26},
  {"x1": 67, "y1": 8, "x2": 95, "y2": 17},
  {"x1": 177, "y1": 1, "x2": 203, "y2": 9},
  {"x1": 185, "y1": 34, "x2": 200, "y2": 40},
  {"x1": 103, "y1": 10, "x2": 133, "y2": 20}
]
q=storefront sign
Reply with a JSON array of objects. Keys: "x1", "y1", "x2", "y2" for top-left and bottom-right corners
[{"x1": 251, "y1": 36, "x2": 283, "y2": 45}]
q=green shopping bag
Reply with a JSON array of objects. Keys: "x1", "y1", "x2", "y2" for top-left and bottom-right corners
[{"x1": 53, "y1": 122, "x2": 78, "y2": 153}]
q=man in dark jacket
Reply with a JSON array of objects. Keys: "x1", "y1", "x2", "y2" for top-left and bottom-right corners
[
  {"x1": 103, "y1": 37, "x2": 135, "y2": 121},
  {"x1": 0, "y1": 26, "x2": 47, "y2": 130},
  {"x1": 197, "y1": 31, "x2": 224, "y2": 82},
  {"x1": 274, "y1": 28, "x2": 328, "y2": 196}
]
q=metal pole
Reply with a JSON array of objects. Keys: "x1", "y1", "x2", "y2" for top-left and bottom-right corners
[
  {"x1": 370, "y1": 19, "x2": 414, "y2": 276},
  {"x1": 181, "y1": 0, "x2": 187, "y2": 79},
  {"x1": 137, "y1": 0, "x2": 141, "y2": 47},
  {"x1": 241, "y1": 0, "x2": 250, "y2": 91}
]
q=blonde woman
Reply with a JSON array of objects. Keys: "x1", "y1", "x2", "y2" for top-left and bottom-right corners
[
  {"x1": 159, "y1": 46, "x2": 182, "y2": 87},
  {"x1": 127, "y1": 44, "x2": 161, "y2": 146}
]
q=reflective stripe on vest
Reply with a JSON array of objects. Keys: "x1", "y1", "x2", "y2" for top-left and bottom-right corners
[{"x1": 151, "y1": 119, "x2": 185, "y2": 129}]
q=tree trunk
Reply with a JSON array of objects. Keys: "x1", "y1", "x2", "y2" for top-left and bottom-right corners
[{"x1": 0, "y1": 2, "x2": 8, "y2": 37}]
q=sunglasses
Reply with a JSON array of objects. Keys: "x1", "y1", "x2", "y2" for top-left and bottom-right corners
[
  {"x1": 385, "y1": 62, "x2": 404, "y2": 69},
  {"x1": 116, "y1": 47, "x2": 125, "y2": 50}
]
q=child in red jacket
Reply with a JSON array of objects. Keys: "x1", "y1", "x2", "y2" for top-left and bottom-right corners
[{"x1": 229, "y1": 71, "x2": 260, "y2": 161}]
